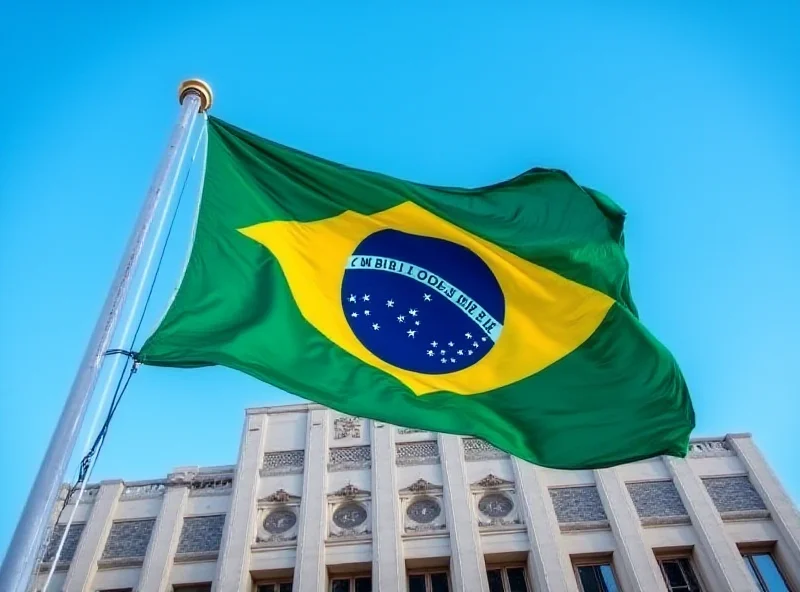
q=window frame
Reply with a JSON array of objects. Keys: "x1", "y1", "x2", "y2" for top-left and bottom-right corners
[
  {"x1": 656, "y1": 553, "x2": 704, "y2": 591},
  {"x1": 254, "y1": 580, "x2": 294, "y2": 592},
  {"x1": 572, "y1": 557, "x2": 621, "y2": 592},
  {"x1": 407, "y1": 569, "x2": 452, "y2": 592},
  {"x1": 485, "y1": 564, "x2": 530, "y2": 592},
  {"x1": 328, "y1": 573, "x2": 373, "y2": 592},
  {"x1": 741, "y1": 550, "x2": 791, "y2": 592}
]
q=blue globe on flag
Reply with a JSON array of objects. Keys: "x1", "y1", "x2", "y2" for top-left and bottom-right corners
[{"x1": 341, "y1": 229, "x2": 505, "y2": 375}]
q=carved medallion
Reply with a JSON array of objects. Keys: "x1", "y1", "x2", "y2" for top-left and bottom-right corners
[
  {"x1": 478, "y1": 493, "x2": 513, "y2": 518},
  {"x1": 407, "y1": 497, "x2": 441, "y2": 523},
  {"x1": 333, "y1": 503, "x2": 368, "y2": 528},
  {"x1": 263, "y1": 509, "x2": 297, "y2": 534}
]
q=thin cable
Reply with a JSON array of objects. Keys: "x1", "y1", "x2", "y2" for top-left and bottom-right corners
[{"x1": 40, "y1": 123, "x2": 207, "y2": 591}]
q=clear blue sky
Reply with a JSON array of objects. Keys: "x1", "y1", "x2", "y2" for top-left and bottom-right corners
[{"x1": 1, "y1": 0, "x2": 798, "y2": 557}]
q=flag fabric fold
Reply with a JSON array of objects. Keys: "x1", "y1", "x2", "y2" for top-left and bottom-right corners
[{"x1": 137, "y1": 116, "x2": 694, "y2": 469}]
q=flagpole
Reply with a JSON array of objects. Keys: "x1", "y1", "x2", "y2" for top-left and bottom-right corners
[{"x1": 0, "y1": 79, "x2": 213, "y2": 592}]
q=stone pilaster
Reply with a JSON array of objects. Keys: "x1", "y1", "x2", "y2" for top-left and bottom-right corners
[
  {"x1": 293, "y1": 408, "x2": 329, "y2": 592},
  {"x1": 137, "y1": 481, "x2": 189, "y2": 592},
  {"x1": 512, "y1": 460, "x2": 577, "y2": 592},
  {"x1": 728, "y1": 435, "x2": 800, "y2": 585},
  {"x1": 438, "y1": 434, "x2": 489, "y2": 592},
  {"x1": 63, "y1": 480, "x2": 124, "y2": 592},
  {"x1": 664, "y1": 456, "x2": 754, "y2": 591},
  {"x1": 593, "y1": 468, "x2": 666, "y2": 592},
  {"x1": 214, "y1": 413, "x2": 268, "y2": 592},
  {"x1": 371, "y1": 422, "x2": 406, "y2": 592}
]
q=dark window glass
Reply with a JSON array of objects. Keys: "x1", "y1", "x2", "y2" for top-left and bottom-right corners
[
  {"x1": 507, "y1": 567, "x2": 528, "y2": 592},
  {"x1": 487, "y1": 569, "x2": 504, "y2": 592},
  {"x1": 408, "y1": 574, "x2": 426, "y2": 592},
  {"x1": 681, "y1": 559, "x2": 701, "y2": 590},
  {"x1": 354, "y1": 577, "x2": 372, "y2": 592},
  {"x1": 660, "y1": 558, "x2": 701, "y2": 591},
  {"x1": 278, "y1": 584, "x2": 293, "y2": 592},
  {"x1": 663, "y1": 560, "x2": 688, "y2": 588},
  {"x1": 577, "y1": 565, "x2": 618, "y2": 592},
  {"x1": 577, "y1": 566, "x2": 603, "y2": 592},
  {"x1": 331, "y1": 579, "x2": 350, "y2": 592},
  {"x1": 430, "y1": 572, "x2": 450, "y2": 592}
]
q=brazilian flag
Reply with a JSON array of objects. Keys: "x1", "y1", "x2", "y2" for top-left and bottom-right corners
[{"x1": 138, "y1": 116, "x2": 694, "y2": 469}]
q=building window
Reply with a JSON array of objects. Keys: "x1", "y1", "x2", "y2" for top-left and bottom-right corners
[
  {"x1": 486, "y1": 565, "x2": 529, "y2": 591},
  {"x1": 658, "y1": 557, "x2": 703, "y2": 591},
  {"x1": 575, "y1": 563, "x2": 620, "y2": 592},
  {"x1": 330, "y1": 575, "x2": 372, "y2": 592},
  {"x1": 408, "y1": 571, "x2": 450, "y2": 592},
  {"x1": 172, "y1": 585, "x2": 211, "y2": 592},
  {"x1": 256, "y1": 583, "x2": 293, "y2": 592},
  {"x1": 743, "y1": 553, "x2": 791, "y2": 592}
]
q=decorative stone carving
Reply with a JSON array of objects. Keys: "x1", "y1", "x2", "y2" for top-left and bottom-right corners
[
  {"x1": 333, "y1": 416, "x2": 362, "y2": 440},
  {"x1": 473, "y1": 486, "x2": 523, "y2": 529},
  {"x1": 401, "y1": 478, "x2": 443, "y2": 494},
  {"x1": 328, "y1": 445, "x2": 371, "y2": 472},
  {"x1": 395, "y1": 441, "x2": 440, "y2": 466},
  {"x1": 328, "y1": 494, "x2": 372, "y2": 540},
  {"x1": 67, "y1": 486, "x2": 99, "y2": 504},
  {"x1": 262, "y1": 489, "x2": 291, "y2": 503},
  {"x1": 166, "y1": 469, "x2": 234, "y2": 496},
  {"x1": 549, "y1": 486, "x2": 609, "y2": 532},
  {"x1": 189, "y1": 475, "x2": 233, "y2": 496},
  {"x1": 627, "y1": 480, "x2": 689, "y2": 526},
  {"x1": 176, "y1": 514, "x2": 225, "y2": 555},
  {"x1": 331, "y1": 483, "x2": 369, "y2": 498},
  {"x1": 101, "y1": 519, "x2": 155, "y2": 560},
  {"x1": 479, "y1": 493, "x2": 513, "y2": 518},
  {"x1": 407, "y1": 497, "x2": 441, "y2": 523},
  {"x1": 121, "y1": 482, "x2": 166, "y2": 500},
  {"x1": 264, "y1": 509, "x2": 298, "y2": 534},
  {"x1": 333, "y1": 503, "x2": 368, "y2": 528},
  {"x1": 255, "y1": 489, "x2": 301, "y2": 546},
  {"x1": 463, "y1": 437, "x2": 509, "y2": 461},
  {"x1": 400, "y1": 479, "x2": 446, "y2": 534},
  {"x1": 262, "y1": 450, "x2": 305, "y2": 476},
  {"x1": 42, "y1": 523, "x2": 84, "y2": 564},
  {"x1": 702, "y1": 476, "x2": 768, "y2": 519},
  {"x1": 167, "y1": 469, "x2": 197, "y2": 484},
  {"x1": 472, "y1": 474, "x2": 514, "y2": 489},
  {"x1": 688, "y1": 439, "x2": 734, "y2": 458}
]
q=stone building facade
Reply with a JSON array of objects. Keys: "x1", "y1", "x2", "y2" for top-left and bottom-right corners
[{"x1": 34, "y1": 403, "x2": 800, "y2": 592}]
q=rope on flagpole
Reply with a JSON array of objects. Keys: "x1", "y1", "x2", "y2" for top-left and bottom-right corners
[{"x1": 39, "y1": 120, "x2": 208, "y2": 592}]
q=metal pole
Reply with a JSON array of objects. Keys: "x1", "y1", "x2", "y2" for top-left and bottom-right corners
[{"x1": 0, "y1": 79, "x2": 213, "y2": 592}]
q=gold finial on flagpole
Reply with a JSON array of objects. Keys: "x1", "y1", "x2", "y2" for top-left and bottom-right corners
[{"x1": 179, "y1": 79, "x2": 213, "y2": 112}]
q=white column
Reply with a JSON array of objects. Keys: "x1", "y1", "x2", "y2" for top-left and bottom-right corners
[
  {"x1": 512, "y1": 460, "x2": 577, "y2": 592},
  {"x1": 728, "y1": 434, "x2": 800, "y2": 585},
  {"x1": 215, "y1": 413, "x2": 268, "y2": 592},
  {"x1": 63, "y1": 480, "x2": 124, "y2": 592},
  {"x1": 438, "y1": 434, "x2": 489, "y2": 592},
  {"x1": 137, "y1": 482, "x2": 189, "y2": 592},
  {"x1": 664, "y1": 456, "x2": 754, "y2": 591},
  {"x1": 293, "y1": 408, "x2": 329, "y2": 592},
  {"x1": 371, "y1": 421, "x2": 406, "y2": 592},
  {"x1": 593, "y1": 468, "x2": 667, "y2": 592}
]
